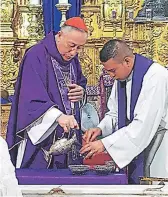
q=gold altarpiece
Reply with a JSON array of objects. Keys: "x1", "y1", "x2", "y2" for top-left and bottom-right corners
[
  {"x1": 81, "y1": 0, "x2": 168, "y2": 86},
  {"x1": 0, "y1": 0, "x2": 168, "y2": 139}
]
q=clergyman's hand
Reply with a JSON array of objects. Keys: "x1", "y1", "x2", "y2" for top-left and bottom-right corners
[
  {"x1": 67, "y1": 84, "x2": 84, "y2": 102},
  {"x1": 57, "y1": 114, "x2": 79, "y2": 132},
  {"x1": 80, "y1": 140, "x2": 105, "y2": 159},
  {"x1": 83, "y1": 127, "x2": 102, "y2": 143}
]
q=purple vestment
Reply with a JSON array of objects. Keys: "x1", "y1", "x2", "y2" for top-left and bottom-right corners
[
  {"x1": 117, "y1": 54, "x2": 153, "y2": 184},
  {"x1": 6, "y1": 32, "x2": 87, "y2": 169}
]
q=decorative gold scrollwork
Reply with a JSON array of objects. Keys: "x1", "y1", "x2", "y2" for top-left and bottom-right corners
[
  {"x1": 0, "y1": 47, "x2": 19, "y2": 91},
  {"x1": 79, "y1": 50, "x2": 93, "y2": 78},
  {"x1": 0, "y1": 0, "x2": 14, "y2": 23},
  {"x1": 1, "y1": 0, "x2": 167, "y2": 88}
]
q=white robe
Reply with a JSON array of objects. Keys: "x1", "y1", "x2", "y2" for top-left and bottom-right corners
[
  {"x1": 98, "y1": 62, "x2": 168, "y2": 178},
  {"x1": 16, "y1": 108, "x2": 62, "y2": 168},
  {"x1": 16, "y1": 97, "x2": 86, "y2": 168},
  {"x1": 0, "y1": 137, "x2": 23, "y2": 197}
]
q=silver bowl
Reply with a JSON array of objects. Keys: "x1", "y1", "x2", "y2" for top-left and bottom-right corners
[
  {"x1": 68, "y1": 165, "x2": 90, "y2": 175},
  {"x1": 105, "y1": 161, "x2": 116, "y2": 172},
  {"x1": 94, "y1": 165, "x2": 111, "y2": 175}
]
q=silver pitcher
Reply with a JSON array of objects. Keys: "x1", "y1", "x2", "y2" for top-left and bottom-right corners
[{"x1": 42, "y1": 131, "x2": 78, "y2": 162}]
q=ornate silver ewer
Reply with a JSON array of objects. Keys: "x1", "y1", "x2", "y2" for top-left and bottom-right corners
[{"x1": 42, "y1": 131, "x2": 79, "y2": 162}]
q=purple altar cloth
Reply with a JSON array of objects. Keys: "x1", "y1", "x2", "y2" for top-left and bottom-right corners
[{"x1": 16, "y1": 169, "x2": 128, "y2": 185}]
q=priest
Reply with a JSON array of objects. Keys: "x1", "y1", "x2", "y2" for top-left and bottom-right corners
[
  {"x1": 6, "y1": 17, "x2": 88, "y2": 169},
  {"x1": 80, "y1": 39, "x2": 168, "y2": 184}
]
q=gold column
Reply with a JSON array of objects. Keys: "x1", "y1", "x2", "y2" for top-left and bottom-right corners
[
  {"x1": 55, "y1": 3, "x2": 72, "y2": 27},
  {"x1": 0, "y1": 0, "x2": 14, "y2": 38},
  {"x1": 27, "y1": 4, "x2": 44, "y2": 46},
  {"x1": 0, "y1": 0, "x2": 44, "y2": 93},
  {"x1": 0, "y1": 0, "x2": 19, "y2": 93}
]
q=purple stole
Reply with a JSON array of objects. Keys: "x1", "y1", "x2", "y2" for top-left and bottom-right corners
[
  {"x1": 51, "y1": 57, "x2": 76, "y2": 115},
  {"x1": 51, "y1": 57, "x2": 83, "y2": 166},
  {"x1": 117, "y1": 54, "x2": 153, "y2": 184}
]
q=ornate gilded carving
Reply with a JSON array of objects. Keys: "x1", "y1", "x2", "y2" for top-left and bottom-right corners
[
  {"x1": 27, "y1": 5, "x2": 44, "y2": 44},
  {"x1": 103, "y1": 0, "x2": 123, "y2": 21},
  {"x1": 83, "y1": 0, "x2": 99, "y2": 5},
  {"x1": 0, "y1": 47, "x2": 19, "y2": 91},
  {"x1": 0, "y1": 0, "x2": 14, "y2": 23},
  {"x1": 135, "y1": 0, "x2": 168, "y2": 22},
  {"x1": 79, "y1": 50, "x2": 93, "y2": 78},
  {"x1": 11, "y1": 2, "x2": 20, "y2": 37},
  {"x1": 0, "y1": 0, "x2": 44, "y2": 96},
  {"x1": 15, "y1": 5, "x2": 30, "y2": 39},
  {"x1": 0, "y1": 105, "x2": 11, "y2": 139},
  {"x1": 80, "y1": 0, "x2": 168, "y2": 86},
  {"x1": 157, "y1": 23, "x2": 168, "y2": 66},
  {"x1": 0, "y1": 0, "x2": 15, "y2": 37},
  {"x1": 83, "y1": 12, "x2": 94, "y2": 36},
  {"x1": 0, "y1": 37, "x2": 27, "y2": 94},
  {"x1": 1, "y1": 0, "x2": 167, "y2": 88},
  {"x1": 101, "y1": 0, "x2": 125, "y2": 38}
]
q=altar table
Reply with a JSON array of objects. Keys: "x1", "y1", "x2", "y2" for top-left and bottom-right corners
[{"x1": 16, "y1": 169, "x2": 128, "y2": 185}]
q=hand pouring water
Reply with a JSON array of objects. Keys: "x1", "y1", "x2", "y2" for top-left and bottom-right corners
[
  {"x1": 42, "y1": 131, "x2": 78, "y2": 162},
  {"x1": 42, "y1": 100, "x2": 83, "y2": 162}
]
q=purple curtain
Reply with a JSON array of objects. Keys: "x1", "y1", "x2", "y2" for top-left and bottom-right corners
[{"x1": 42, "y1": 0, "x2": 82, "y2": 35}]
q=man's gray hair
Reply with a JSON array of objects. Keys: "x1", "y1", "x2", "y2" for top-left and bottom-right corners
[{"x1": 61, "y1": 25, "x2": 87, "y2": 34}]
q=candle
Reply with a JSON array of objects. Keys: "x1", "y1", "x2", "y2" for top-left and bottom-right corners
[
  {"x1": 59, "y1": 0, "x2": 68, "y2": 4},
  {"x1": 29, "y1": 0, "x2": 41, "y2": 5},
  {"x1": 128, "y1": 10, "x2": 133, "y2": 20},
  {"x1": 146, "y1": 8, "x2": 152, "y2": 19}
]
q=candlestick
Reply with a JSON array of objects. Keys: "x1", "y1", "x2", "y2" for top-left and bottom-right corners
[
  {"x1": 56, "y1": 3, "x2": 71, "y2": 27},
  {"x1": 59, "y1": 0, "x2": 68, "y2": 4},
  {"x1": 29, "y1": 0, "x2": 41, "y2": 5}
]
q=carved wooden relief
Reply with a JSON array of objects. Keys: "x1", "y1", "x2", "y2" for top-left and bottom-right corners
[{"x1": 81, "y1": 0, "x2": 168, "y2": 86}]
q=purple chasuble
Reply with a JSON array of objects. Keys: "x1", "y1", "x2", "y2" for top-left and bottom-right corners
[
  {"x1": 6, "y1": 31, "x2": 87, "y2": 169},
  {"x1": 117, "y1": 54, "x2": 153, "y2": 184}
]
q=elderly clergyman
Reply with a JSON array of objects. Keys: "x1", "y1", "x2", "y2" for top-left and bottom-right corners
[{"x1": 6, "y1": 17, "x2": 88, "y2": 169}]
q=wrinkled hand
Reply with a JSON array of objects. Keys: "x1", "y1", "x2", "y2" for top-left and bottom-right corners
[
  {"x1": 68, "y1": 84, "x2": 84, "y2": 102},
  {"x1": 57, "y1": 114, "x2": 79, "y2": 132},
  {"x1": 80, "y1": 140, "x2": 105, "y2": 159},
  {"x1": 83, "y1": 127, "x2": 102, "y2": 143}
]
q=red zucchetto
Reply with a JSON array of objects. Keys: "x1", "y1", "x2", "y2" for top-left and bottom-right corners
[{"x1": 64, "y1": 17, "x2": 88, "y2": 33}]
